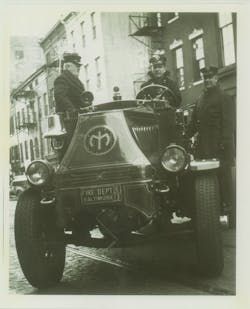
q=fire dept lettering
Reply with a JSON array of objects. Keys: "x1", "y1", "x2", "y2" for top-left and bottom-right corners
[{"x1": 81, "y1": 185, "x2": 122, "y2": 204}]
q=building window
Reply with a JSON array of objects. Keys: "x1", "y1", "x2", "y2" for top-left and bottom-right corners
[
  {"x1": 29, "y1": 99, "x2": 34, "y2": 108},
  {"x1": 49, "y1": 88, "x2": 55, "y2": 111},
  {"x1": 71, "y1": 30, "x2": 76, "y2": 50},
  {"x1": 218, "y1": 13, "x2": 235, "y2": 66},
  {"x1": 96, "y1": 73, "x2": 101, "y2": 89},
  {"x1": 10, "y1": 147, "x2": 14, "y2": 163},
  {"x1": 91, "y1": 12, "x2": 96, "y2": 39},
  {"x1": 192, "y1": 36, "x2": 205, "y2": 82},
  {"x1": 34, "y1": 137, "x2": 40, "y2": 158},
  {"x1": 17, "y1": 111, "x2": 21, "y2": 128},
  {"x1": 80, "y1": 21, "x2": 86, "y2": 47},
  {"x1": 20, "y1": 144, "x2": 24, "y2": 163},
  {"x1": 15, "y1": 49, "x2": 24, "y2": 60},
  {"x1": 21, "y1": 108, "x2": 25, "y2": 125},
  {"x1": 43, "y1": 93, "x2": 48, "y2": 116},
  {"x1": 14, "y1": 145, "x2": 20, "y2": 161},
  {"x1": 33, "y1": 110, "x2": 37, "y2": 123},
  {"x1": 84, "y1": 64, "x2": 90, "y2": 90},
  {"x1": 37, "y1": 96, "x2": 42, "y2": 119},
  {"x1": 95, "y1": 57, "x2": 101, "y2": 89},
  {"x1": 30, "y1": 140, "x2": 34, "y2": 161},
  {"x1": 24, "y1": 141, "x2": 28, "y2": 160},
  {"x1": 10, "y1": 116, "x2": 15, "y2": 135},
  {"x1": 27, "y1": 106, "x2": 31, "y2": 123},
  {"x1": 173, "y1": 47, "x2": 185, "y2": 89},
  {"x1": 167, "y1": 13, "x2": 179, "y2": 24}
]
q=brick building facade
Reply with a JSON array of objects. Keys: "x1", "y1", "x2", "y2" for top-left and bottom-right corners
[
  {"x1": 9, "y1": 12, "x2": 236, "y2": 176},
  {"x1": 130, "y1": 12, "x2": 236, "y2": 107}
]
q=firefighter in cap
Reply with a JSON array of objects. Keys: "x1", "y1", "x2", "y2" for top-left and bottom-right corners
[
  {"x1": 54, "y1": 52, "x2": 91, "y2": 114},
  {"x1": 141, "y1": 52, "x2": 182, "y2": 109},
  {"x1": 53, "y1": 52, "x2": 92, "y2": 159},
  {"x1": 140, "y1": 52, "x2": 182, "y2": 151},
  {"x1": 187, "y1": 65, "x2": 235, "y2": 213}
]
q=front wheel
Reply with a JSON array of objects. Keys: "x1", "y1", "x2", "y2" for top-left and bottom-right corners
[
  {"x1": 194, "y1": 172, "x2": 224, "y2": 277},
  {"x1": 14, "y1": 188, "x2": 65, "y2": 289}
]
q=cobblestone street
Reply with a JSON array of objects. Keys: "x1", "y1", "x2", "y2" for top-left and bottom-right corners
[{"x1": 9, "y1": 199, "x2": 236, "y2": 295}]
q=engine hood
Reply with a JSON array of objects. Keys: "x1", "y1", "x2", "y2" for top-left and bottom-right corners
[{"x1": 57, "y1": 110, "x2": 152, "y2": 174}]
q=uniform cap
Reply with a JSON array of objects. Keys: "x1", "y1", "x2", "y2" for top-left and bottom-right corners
[
  {"x1": 63, "y1": 52, "x2": 82, "y2": 66},
  {"x1": 201, "y1": 66, "x2": 218, "y2": 78},
  {"x1": 149, "y1": 54, "x2": 167, "y2": 65}
]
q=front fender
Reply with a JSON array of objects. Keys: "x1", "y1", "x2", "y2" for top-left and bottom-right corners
[{"x1": 189, "y1": 159, "x2": 220, "y2": 172}]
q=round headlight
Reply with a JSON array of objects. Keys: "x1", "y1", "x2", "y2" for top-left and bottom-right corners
[
  {"x1": 161, "y1": 145, "x2": 187, "y2": 172},
  {"x1": 26, "y1": 160, "x2": 53, "y2": 186}
]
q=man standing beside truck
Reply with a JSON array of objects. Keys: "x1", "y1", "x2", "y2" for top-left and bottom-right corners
[{"x1": 187, "y1": 66, "x2": 235, "y2": 216}]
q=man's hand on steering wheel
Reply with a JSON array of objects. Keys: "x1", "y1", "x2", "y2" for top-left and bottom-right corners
[{"x1": 136, "y1": 85, "x2": 176, "y2": 110}]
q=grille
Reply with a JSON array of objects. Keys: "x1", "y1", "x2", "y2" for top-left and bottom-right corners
[
  {"x1": 132, "y1": 125, "x2": 159, "y2": 152},
  {"x1": 132, "y1": 124, "x2": 158, "y2": 134},
  {"x1": 55, "y1": 165, "x2": 147, "y2": 188}
]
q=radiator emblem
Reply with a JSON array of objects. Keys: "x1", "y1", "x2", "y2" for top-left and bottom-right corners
[{"x1": 84, "y1": 125, "x2": 116, "y2": 155}]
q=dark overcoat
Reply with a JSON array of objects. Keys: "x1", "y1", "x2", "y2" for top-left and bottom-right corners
[
  {"x1": 141, "y1": 72, "x2": 182, "y2": 151},
  {"x1": 54, "y1": 70, "x2": 89, "y2": 153},
  {"x1": 187, "y1": 86, "x2": 235, "y2": 164},
  {"x1": 54, "y1": 69, "x2": 87, "y2": 113}
]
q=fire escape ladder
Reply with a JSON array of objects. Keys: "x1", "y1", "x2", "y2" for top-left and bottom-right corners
[{"x1": 129, "y1": 14, "x2": 164, "y2": 50}]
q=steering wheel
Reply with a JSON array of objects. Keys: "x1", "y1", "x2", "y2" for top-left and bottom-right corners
[{"x1": 136, "y1": 84, "x2": 176, "y2": 110}]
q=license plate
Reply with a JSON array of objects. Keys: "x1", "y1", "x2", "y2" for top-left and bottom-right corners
[{"x1": 81, "y1": 184, "x2": 122, "y2": 204}]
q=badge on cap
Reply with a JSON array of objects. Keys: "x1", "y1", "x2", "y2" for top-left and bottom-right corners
[{"x1": 149, "y1": 50, "x2": 167, "y2": 65}]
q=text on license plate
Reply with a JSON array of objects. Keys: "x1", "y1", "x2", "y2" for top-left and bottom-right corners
[{"x1": 81, "y1": 184, "x2": 122, "y2": 204}]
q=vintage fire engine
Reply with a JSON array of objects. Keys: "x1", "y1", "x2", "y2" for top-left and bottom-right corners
[{"x1": 14, "y1": 85, "x2": 224, "y2": 289}]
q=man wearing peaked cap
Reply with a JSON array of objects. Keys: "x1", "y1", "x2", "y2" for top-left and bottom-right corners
[
  {"x1": 200, "y1": 65, "x2": 218, "y2": 77},
  {"x1": 187, "y1": 65, "x2": 235, "y2": 215},
  {"x1": 139, "y1": 51, "x2": 182, "y2": 151},
  {"x1": 54, "y1": 52, "x2": 89, "y2": 114},
  {"x1": 53, "y1": 52, "x2": 92, "y2": 159},
  {"x1": 62, "y1": 52, "x2": 82, "y2": 66},
  {"x1": 141, "y1": 52, "x2": 182, "y2": 109}
]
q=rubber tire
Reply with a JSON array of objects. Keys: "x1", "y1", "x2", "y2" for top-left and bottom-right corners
[
  {"x1": 14, "y1": 188, "x2": 65, "y2": 289},
  {"x1": 194, "y1": 172, "x2": 224, "y2": 277}
]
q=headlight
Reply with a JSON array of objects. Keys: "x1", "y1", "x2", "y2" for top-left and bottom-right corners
[
  {"x1": 26, "y1": 160, "x2": 53, "y2": 186},
  {"x1": 161, "y1": 145, "x2": 187, "y2": 172}
]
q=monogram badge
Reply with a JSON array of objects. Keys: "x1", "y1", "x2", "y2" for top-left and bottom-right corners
[{"x1": 84, "y1": 126, "x2": 116, "y2": 155}]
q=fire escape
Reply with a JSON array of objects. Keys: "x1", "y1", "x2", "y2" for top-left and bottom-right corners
[
  {"x1": 128, "y1": 13, "x2": 165, "y2": 94},
  {"x1": 13, "y1": 90, "x2": 37, "y2": 130},
  {"x1": 129, "y1": 13, "x2": 165, "y2": 51}
]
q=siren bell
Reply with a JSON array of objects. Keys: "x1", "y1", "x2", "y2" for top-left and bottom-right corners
[
  {"x1": 43, "y1": 114, "x2": 67, "y2": 138},
  {"x1": 113, "y1": 86, "x2": 122, "y2": 101}
]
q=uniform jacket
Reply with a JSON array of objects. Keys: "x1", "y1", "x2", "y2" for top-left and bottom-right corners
[
  {"x1": 54, "y1": 70, "x2": 87, "y2": 113},
  {"x1": 141, "y1": 72, "x2": 182, "y2": 151},
  {"x1": 141, "y1": 72, "x2": 182, "y2": 109},
  {"x1": 187, "y1": 86, "x2": 235, "y2": 163}
]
